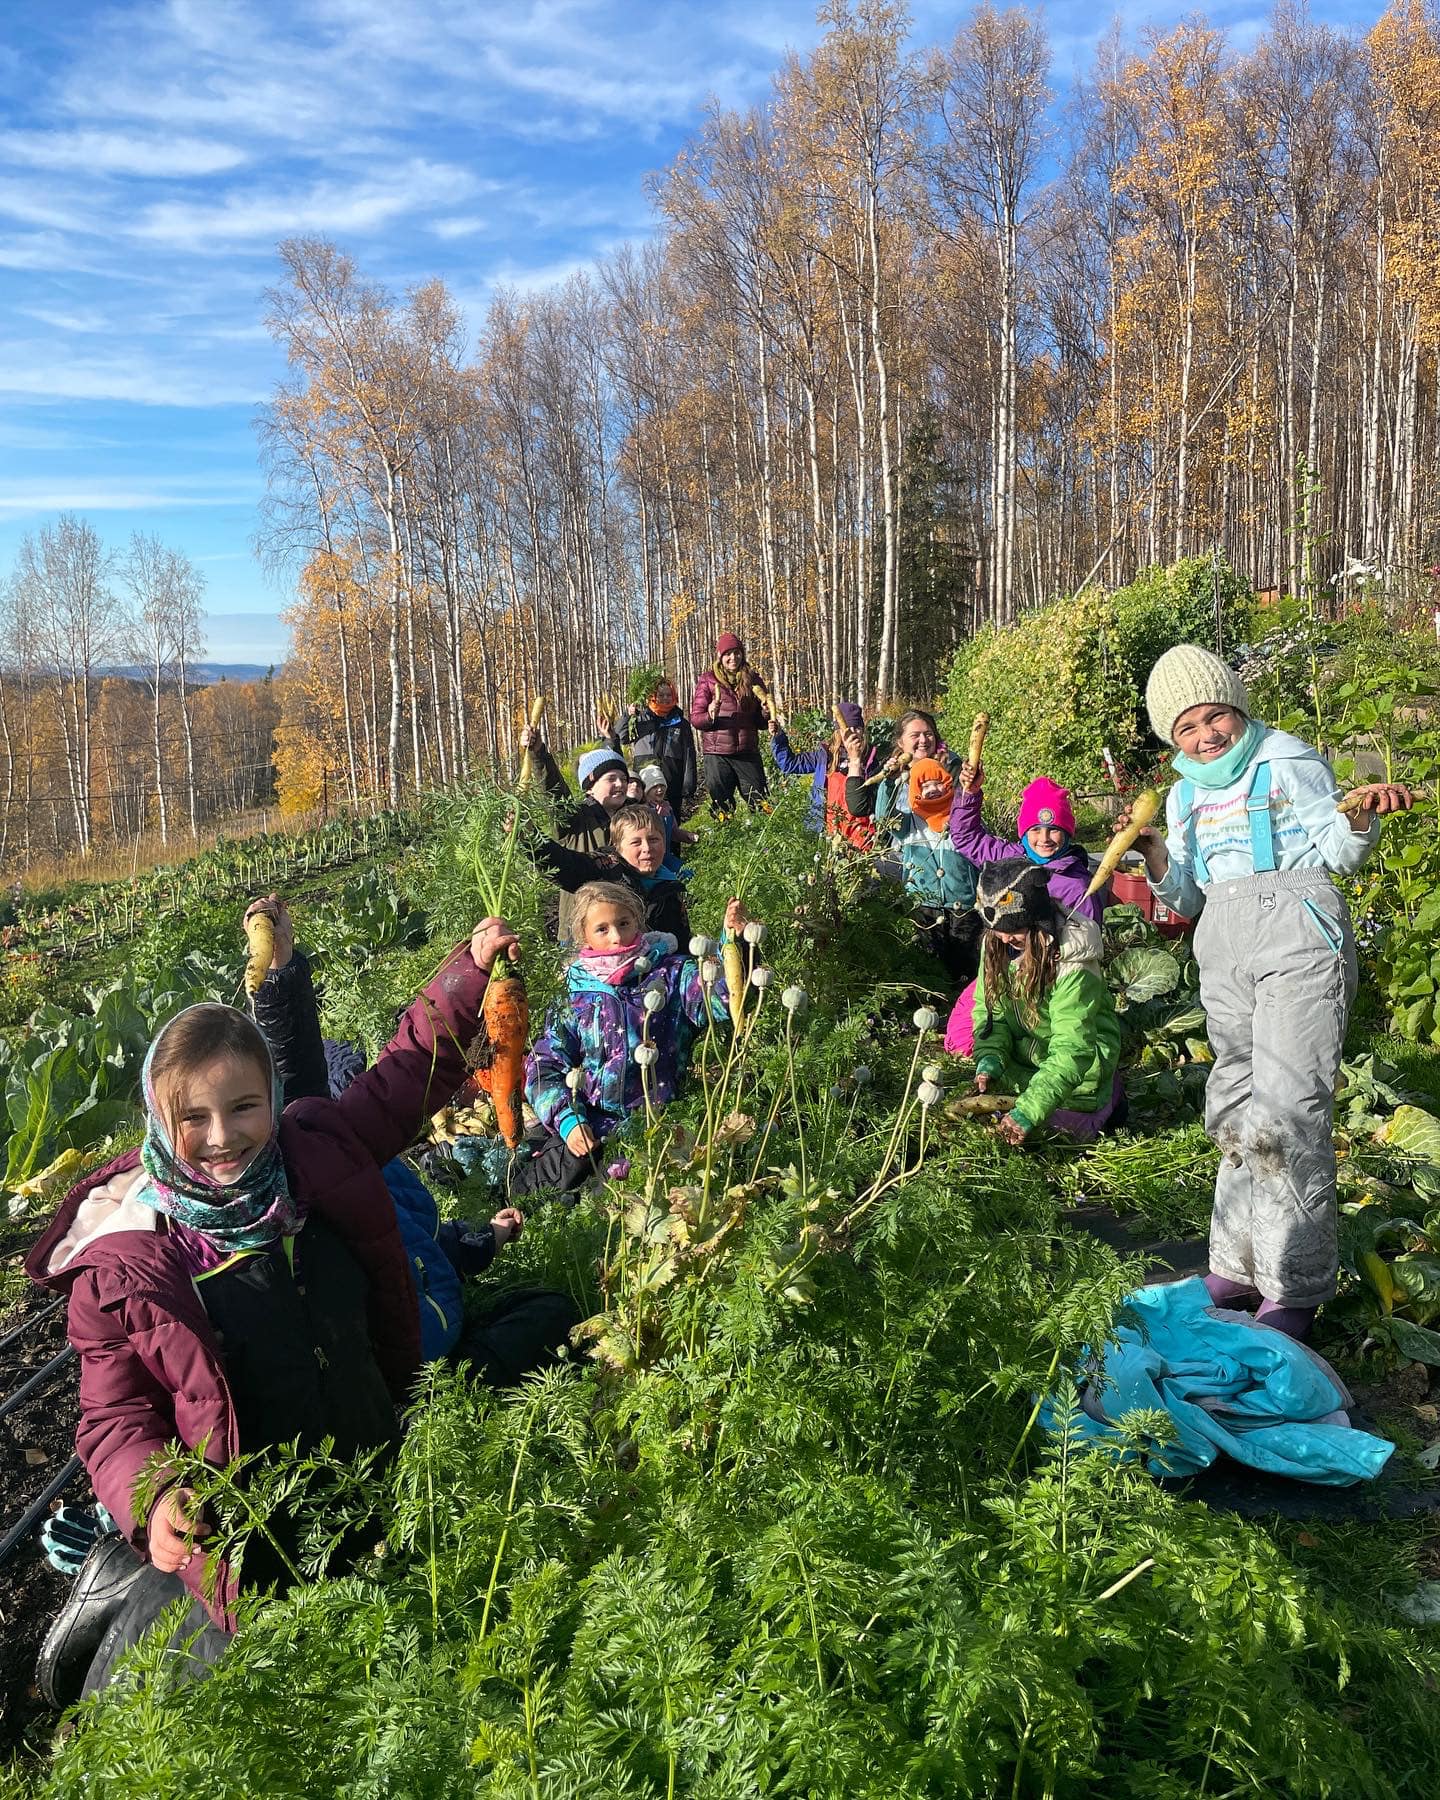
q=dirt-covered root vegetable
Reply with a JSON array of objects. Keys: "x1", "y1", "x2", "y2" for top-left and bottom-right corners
[
  {"x1": 517, "y1": 695, "x2": 547, "y2": 790},
  {"x1": 243, "y1": 911, "x2": 275, "y2": 996},
  {"x1": 945, "y1": 1093, "x2": 1017, "y2": 1119},
  {"x1": 1086, "y1": 787, "x2": 1161, "y2": 899},
  {"x1": 863, "y1": 749, "x2": 911, "y2": 790},
  {"x1": 481, "y1": 961, "x2": 528, "y2": 1148},
  {"x1": 967, "y1": 712, "x2": 990, "y2": 770}
]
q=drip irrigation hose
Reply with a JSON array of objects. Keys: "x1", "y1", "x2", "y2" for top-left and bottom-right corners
[
  {"x1": 0, "y1": 1456, "x2": 83, "y2": 1569},
  {"x1": 0, "y1": 1298, "x2": 63, "y2": 1357},
  {"x1": 0, "y1": 1345, "x2": 76, "y2": 1421}
]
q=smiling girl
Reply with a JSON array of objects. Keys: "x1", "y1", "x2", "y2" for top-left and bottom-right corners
[
  {"x1": 1121, "y1": 644, "x2": 1412, "y2": 1337},
  {"x1": 28, "y1": 917, "x2": 516, "y2": 1703}
]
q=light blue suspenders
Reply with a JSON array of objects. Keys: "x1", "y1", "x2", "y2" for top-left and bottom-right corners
[
  {"x1": 1176, "y1": 762, "x2": 1343, "y2": 951},
  {"x1": 1175, "y1": 761, "x2": 1276, "y2": 884}
]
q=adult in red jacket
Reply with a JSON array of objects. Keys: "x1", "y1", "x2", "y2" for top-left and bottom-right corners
[
  {"x1": 689, "y1": 631, "x2": 771, "y2": 811},
  {"x1": 27, "y1": 922, "x2": 514, "y2": 1705}
]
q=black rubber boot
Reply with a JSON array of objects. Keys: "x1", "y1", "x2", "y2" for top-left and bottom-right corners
[{"x1": 36, "y1": 1533, "x2": 146, "y2": 1709}]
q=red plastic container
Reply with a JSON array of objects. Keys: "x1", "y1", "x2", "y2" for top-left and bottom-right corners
[{"x1": 1106, "y1": 867, "x2": 1192, "y2": 940}]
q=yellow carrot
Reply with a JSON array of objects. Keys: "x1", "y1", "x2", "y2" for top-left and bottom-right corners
[
  {"x1": 517, "y1": 695, "x2": 546, "y2": 791},
  {"x1": 1086, "y1": 788, "x2": 1161, "y2": 899},
  {"x1": 722, "y1": 938, "x2": 746, "y2": 1031},
  {"x1": 967, "y1": 712, "x2": 990, "y2": 770},
  {"x1": 243, "y1": 911, "x2": 275, "y2": 996}
]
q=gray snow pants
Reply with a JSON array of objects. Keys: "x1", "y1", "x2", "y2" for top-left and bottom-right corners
[{"x1": 1193, "y1": 870, "x2": 1356, "y2": 1308}]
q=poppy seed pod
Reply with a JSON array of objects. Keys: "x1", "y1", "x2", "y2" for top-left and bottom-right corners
[
  {"x1": 922, "y1": 1063, "x2": 943, "y2": 1084},
  {"x1": 751, "y1": 965, "x2": 773, "y2": 989},
  {"x1": 853, "y1": 1065, "x2": 872, "y2": 1086},
  {"x1": 634, "y1": 1044, "x2": 658, "y2": 1068},
  {"x1": 917, "y1": 1080, "x2": 943, "y2": 1108},
  {"x1": 700, "y1": 957, "x2": 720, "y2": 985},
  {"x1": 690, "y1": 935, "x2": 715, "y2": 958},
  {"x1": 564, "y1": 1068, "x2": 584, "y2": 1092},
  {"x1": 913, "y1": 1006, "x2": 939, "y2": 1032},
  {"x1": 781, "y1": 985, "x2": 809, "y2": 1014},
  {"x1": 742, "y1": 920, "x2": 766, "y2": 946},
  {"x1": 642, "y1": 986, "x2": 665, "y2": 1014}
]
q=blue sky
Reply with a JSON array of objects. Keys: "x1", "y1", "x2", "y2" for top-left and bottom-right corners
[{"x1": 0, "y1": 0, "x2": 1380, "y2": 666}]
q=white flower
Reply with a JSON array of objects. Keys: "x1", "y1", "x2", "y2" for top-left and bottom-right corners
[
  {"x1": 917, "y1": 1080, "x2": 943, "y2": 1108},
  {"x1": 634, "y1": 1044, "x2": 658, "y2": 1068},
  {"x1": 742, "y1": 920, "x2": 766, "y2": 945},
  {"x1": 781, "y1": 985, "x2": 809, "y2": 1014},
  {"x1": 853, "y1": 1064, "x2": 872, "y2": 1086},
  {"x1": 642, "y1": 985, "x2": 665, "y2": 1014},
  {"x1": 700, "y1": 957, "x2": 720, "y2": 985},
  {"x1": 689, "y1": 934, "x2": 715, "y2": 958},
  {"x1": 922, "y1": 1063, "x2": 944, "y2": 1084},
  {"x1": 913, "y1": 1006, "x2": 939, "y2": 1032},
  {"x1": 751, "y1": 965, "x2": 773, "y2": 989}
]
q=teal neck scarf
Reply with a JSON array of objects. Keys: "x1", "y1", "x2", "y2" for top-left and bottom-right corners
[
  {"x1": 137, "y1": 1009, "x2": 300, "y2": 1254},
  {"x1": 1172, "y1": 717, "x2": 1265, "y2": 790}
]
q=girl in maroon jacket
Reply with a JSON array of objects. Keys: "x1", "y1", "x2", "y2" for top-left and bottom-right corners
[{"x1": 29, "y1": 918, "x2": 518, "y2": 1707}]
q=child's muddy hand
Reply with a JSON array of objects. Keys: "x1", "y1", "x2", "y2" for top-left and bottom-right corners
[
  {"x1": 1342, "y1": 783, "x2": 1414, "y2": 827},
  {"x1": 995, "y1": 1113, "x2": 1027, "y2": 1147},
  {"x1": 471, "y1": 918, "x2": 521, "y2": 971},
  {"x1": 974, "y1": 1072, "x2": 990, "y2": 1094},
  {"x1": 958, "y1": 759, "x2": 982, "y2": 795},
  {"x1": 491, "y1": 1207, "x2": 524, "y2": 1247}
]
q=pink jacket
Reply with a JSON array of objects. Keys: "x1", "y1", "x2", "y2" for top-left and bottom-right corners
[{"x1": 26, "y1": 943, "x2": 489, "y2": 1629}]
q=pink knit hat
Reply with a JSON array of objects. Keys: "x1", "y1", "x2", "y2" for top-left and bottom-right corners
[{"x1": 1016, "y1": 778, "x2": 1074, "y2": 840}]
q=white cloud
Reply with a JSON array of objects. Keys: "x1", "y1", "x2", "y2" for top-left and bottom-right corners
[
  {"x1": 19, "y1": 304, "x2": 113, "y2": 334},
  {"x1": 129, "y1": 159, "x2": 479, "y2": 249},
  {"x1": 0, "y1": 475, "x2": 257, "y2": 516},
  {"x1": 0, "y1": 344, "x2": 267, "y2": 407},
  {"x1": 0, "y1": 128, "x2": 247, "y2": 177}
]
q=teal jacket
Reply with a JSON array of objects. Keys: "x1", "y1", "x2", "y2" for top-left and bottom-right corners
[
  {"x1": 845, "y1": 772, "x2": 977, "y2": 909},
  {"x1": 972, "y1": 920, "x2": 1121, "y2": 1130}
]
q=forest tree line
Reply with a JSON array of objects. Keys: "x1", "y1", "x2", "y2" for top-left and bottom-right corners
[
  {"x1": 262, "y1": 0, "x2": 1440, "y2": 814},
  {"x1": 0, "y1": 515, "x2": 280, "y2": 867}
]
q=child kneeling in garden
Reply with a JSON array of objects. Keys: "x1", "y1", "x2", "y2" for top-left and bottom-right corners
[
  {"x1": 946, "y1": 764, "x2": 1101, "y2": 1058},
  {"x1": 969, "y1": 859, "x2": 1125, "y2": 1144},
  {"x1": 28, "y1": 917, "x2": 575, "y2": 1707},
  {"x1": 1123, "y1": 644, "x2": 1411, "y2": 1338},
  {"x1": 512, "y1": 881, "x2": 747, "y2": 1198}
]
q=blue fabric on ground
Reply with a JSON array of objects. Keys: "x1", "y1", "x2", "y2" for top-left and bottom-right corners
[
  {"x1": 383, "y1": 1156, "x2": 464, "y2": 1360},
  {"x1": 1049, "y1": 1277, "x2": 1394, "y2": 1485}
]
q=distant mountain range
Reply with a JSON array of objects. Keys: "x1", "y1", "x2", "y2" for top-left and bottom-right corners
[{"x1": 98, "y1": 663, "x2": 278, "y2": 685}]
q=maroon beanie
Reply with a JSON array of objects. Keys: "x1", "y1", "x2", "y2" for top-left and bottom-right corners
[{"x1": 715, "y1": 632, "x2": 744, "y2": 660}]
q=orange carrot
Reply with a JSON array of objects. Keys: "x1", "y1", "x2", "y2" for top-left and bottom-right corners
[{"x1": 480, "y1": 961, "x2": 528, "y2": 1148}]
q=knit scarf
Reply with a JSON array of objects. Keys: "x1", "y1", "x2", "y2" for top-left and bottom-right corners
[
  {"x1": 1172, "y1": 717, "x2": 1265, "y2": 790},
  {"x1": 574, "y1": 930, "x2": 677, "y2": 986},
  {"x1": 647, "y1": 697, "x2": 680, "y2": 721},
  {"x1": 712, "y1": 660, "x2": 755, "y2": 695},
  {"x1": 909, "y1": 759, "x2": 955, "y2": 835},
  {"x1": 136, "y1": 1014, "x2": 300, "y2": 1256}
]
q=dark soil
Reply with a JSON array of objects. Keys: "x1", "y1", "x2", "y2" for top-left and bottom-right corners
[{"x1": 0, "y1": 1279, "x2": 89, "y2": 1760}]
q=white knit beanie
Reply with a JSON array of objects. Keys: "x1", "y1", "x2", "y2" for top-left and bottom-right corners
[{"x1": 1145, "y1": 646, "x2": 1249, "y2": 747}]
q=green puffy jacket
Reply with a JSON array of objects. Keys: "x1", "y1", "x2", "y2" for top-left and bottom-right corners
[{"x1": 972, "y1": 957, "x2": 1121, "y2": 1132}]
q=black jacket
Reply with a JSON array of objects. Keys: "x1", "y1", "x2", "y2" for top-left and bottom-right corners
[
  {"x1": 612, "y1": 707, "x2": 698, "y2": 816},
  {"x1": 532, "y1": 838, "x2": 691, "y2": 945}
]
